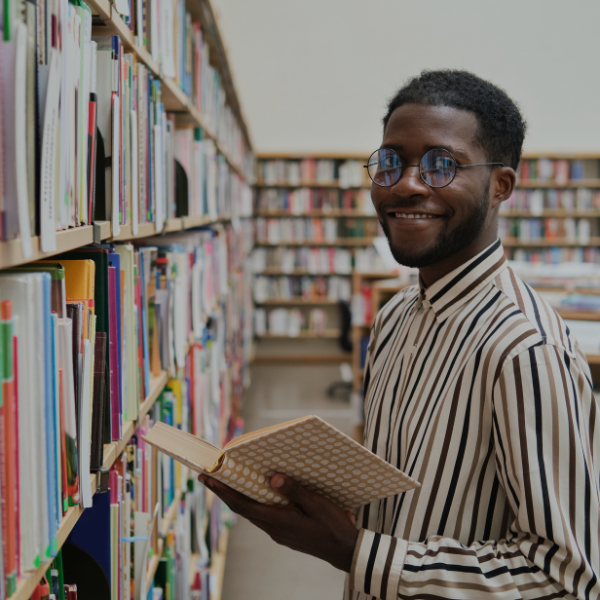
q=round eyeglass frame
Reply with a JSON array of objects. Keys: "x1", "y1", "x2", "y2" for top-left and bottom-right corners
[{"x1": 364, "y1": 147, "x2": 504, "y2": 189}]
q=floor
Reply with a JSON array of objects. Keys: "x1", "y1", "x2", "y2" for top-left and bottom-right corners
[{"x1": 221, "y1": 364, "x2": 352, "y2": 600}]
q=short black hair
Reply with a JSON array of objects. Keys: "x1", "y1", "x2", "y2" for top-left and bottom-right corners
[{"x1": 383, "y1": 70, "x2": 527, "y2": 170}]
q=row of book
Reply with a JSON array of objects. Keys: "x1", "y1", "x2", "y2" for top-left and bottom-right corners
[
  {"x1": 254, "y1": 308, "x2": 330, "y2": 338},
  {"x1": 255, "y1": 188, "x2": 376, "y2": 215},
  {"x1": 0, "y1": 225, "x2": 252, "y2": 597},
  {"x1": 255, "y1": 218, "x2": 381, "y2": 245},
  {"x1": 115, "y1": 0, "x2": 252, "y2": 176},
  {"x1": 259, "y1": 159, "x2": 368, "y2": 188},
  {"x1": 250, "y1": 247, "x2": 389, "y2": 275},
  {"x1": 27, "y1": 367, "x2": 234, "y2": 600},
  {"x1": 500, "y1": 189, "x2": 600, "y2": 214},
  {"x1": 0, "y1": 0, "x2": 253, "y2": 256},
  {"x1": 508, "y1": 247, "x2": 600, "y2": 265},
  {"x1": 173, "y1": 129, "x2": 253, "y2": 221},
  {"x1": 516, "y1": 158, "x2": 596, "y2": 183},
  {"x1": 499, "y1": 217, "x2": 598, "y2": 244},
  {"x1": 253, "y1": 276, "x2": 352, "y2": 304}
]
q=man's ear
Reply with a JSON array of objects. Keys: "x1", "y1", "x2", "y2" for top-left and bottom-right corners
[{"x1": 490, "y1": 166, "x2": 516, "y2": 211}]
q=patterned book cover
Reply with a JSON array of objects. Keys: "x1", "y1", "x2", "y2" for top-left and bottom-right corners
[{"x1": 143, "y1": 415, "x2": 419, "y2": 511}]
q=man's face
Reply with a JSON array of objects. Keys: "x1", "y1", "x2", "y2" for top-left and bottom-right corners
[{"x1": 371, "y1": 103, "x2": 496, "y2": 269}]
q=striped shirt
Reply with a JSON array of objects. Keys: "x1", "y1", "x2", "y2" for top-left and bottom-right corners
[{"x1": 345, "y1": 239, "x2": 600, "y2": 600}]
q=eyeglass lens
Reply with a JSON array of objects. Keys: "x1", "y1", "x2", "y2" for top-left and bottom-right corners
[{"x1": 367, "y1": 148, "x2": 457, "y2": 188}]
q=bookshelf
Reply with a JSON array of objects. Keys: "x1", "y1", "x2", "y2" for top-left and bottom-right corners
[
  {"x1": 252, "y1": 154, "x2": 390, "y2": 361},
  {"x1": 0, "y1": 0, "x2": 253, "y2": 596},
  {"x1": 500, "y1": 153, "x2": 600, "y2": 263}
]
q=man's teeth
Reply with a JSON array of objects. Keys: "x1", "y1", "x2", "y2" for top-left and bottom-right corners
[{"x1": 394, "y1": 213, "x2": 436, "y2": 219}]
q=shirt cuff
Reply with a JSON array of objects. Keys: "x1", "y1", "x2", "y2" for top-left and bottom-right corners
[{"x1": 349, "y1": 529, "x2": 408, "y2": 600}]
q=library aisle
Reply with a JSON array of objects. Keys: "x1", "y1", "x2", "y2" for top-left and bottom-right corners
[{"x1": 222, "y1": 364, "x2": 350, "y2": 600}]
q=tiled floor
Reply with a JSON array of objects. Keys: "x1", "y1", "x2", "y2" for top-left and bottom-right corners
[{"x1": 221, "y1": 364, "x2": 352, "y2": 600}]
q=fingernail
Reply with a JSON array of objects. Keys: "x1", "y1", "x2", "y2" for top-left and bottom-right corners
[{"x1": 271, "y1": 475, "x2": 284, "y2": 489}]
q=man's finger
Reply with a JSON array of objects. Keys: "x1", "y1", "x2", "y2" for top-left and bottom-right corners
[
  {"x1": 269, "y1": 473, "x2": 320, "y2": 514},
  {"x1": 199, "y1": 475, "x2": 265, "y2": 520}
]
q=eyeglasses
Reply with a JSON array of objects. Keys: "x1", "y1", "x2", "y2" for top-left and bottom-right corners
[{"x1": 364, "y1": 147, "x2": 504, "y2": 189}]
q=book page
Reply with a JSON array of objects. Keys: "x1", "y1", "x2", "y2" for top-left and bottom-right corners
[{"x1": 142, "y1": 422, "x2": 223, "y2": 473}]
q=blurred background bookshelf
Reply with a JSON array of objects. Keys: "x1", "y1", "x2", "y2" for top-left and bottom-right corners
[{"x1": 252, "y1": 153, "x2": 390, "y2": 363}]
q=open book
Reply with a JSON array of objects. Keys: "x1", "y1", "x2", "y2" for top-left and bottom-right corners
[{"x1": 142, "y1": 416, "x2": 419, "y2": 510}]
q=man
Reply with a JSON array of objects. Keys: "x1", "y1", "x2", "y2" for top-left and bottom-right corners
[{"x1": 200, "y1": 70, "x2": 600, "y2": 599}]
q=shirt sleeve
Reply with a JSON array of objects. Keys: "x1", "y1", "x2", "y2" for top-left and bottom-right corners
[{"x1": 350, "y1": 343, "x2": 600, "y2": 600}]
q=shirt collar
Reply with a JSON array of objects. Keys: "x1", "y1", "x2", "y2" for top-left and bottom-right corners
[{"x1": 418, "y1": 238, "x2": 507, "y2": 321}]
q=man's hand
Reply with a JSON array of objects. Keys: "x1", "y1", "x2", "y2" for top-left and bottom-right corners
[{"x1": 198, "y1": 473, "x2": 360, "y2": 572}]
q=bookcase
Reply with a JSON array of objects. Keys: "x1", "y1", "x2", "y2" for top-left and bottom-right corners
[
  {"x1": 0, "y1": 0, "x2": 253, "y2": 597},
  {"x1": 252, "y1": 153, "x2": 389, "y2": 362}
]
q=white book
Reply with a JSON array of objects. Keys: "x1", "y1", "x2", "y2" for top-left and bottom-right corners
[
  {"x1": 40, "y1": 48, "x2": 61, "y2": 251},
  {"x1": 131, "y1": 109, "x2": 139, "y2": 234},
  {"x1": 30, "y1": 274, "x2": 50, "y2": 557},
  {"x1": 0, "y1": 275, "x2": 40, "y2": 571},
  {"x1": 1, "y1": 25, "x2": 33, "y2": 256},
  {"x1": 115, "y1": 245, "x2": 139, "y2": 421},
  {"x1": 51, "y1": 314, "x2": 63, "y2": 524},
  {"x1": 79, "y1": 338, "x2": 93, "y2": 508},
  {"x1": 96, "y1": 46, "x2": 113, "y2": 222},
  {"x1": 79, "y1": 7, "x2": 92, "y2": 224},
  {"x1": 57, "y1": 318, "x2": 80, "y2": 506},
  {"x1": 112, "y1": 95, "x2": 121, "y2": 235}
]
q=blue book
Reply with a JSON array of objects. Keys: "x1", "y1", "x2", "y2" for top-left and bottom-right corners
[
  {"x1": 66, "y1": 490, "x2": 111, "y2": 588},
  {"x1": 40, "y1": 272, "x2": 59, "y2": 558}
]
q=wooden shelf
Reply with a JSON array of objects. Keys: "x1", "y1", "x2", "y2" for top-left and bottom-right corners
[
  {"x1": 160, "y1": 490, "x2": 184, "y2": 537},
  {"x1": 256, "y1": 330, "x2": 340, "y2": 339},
  {"x1": 586, "y1": 354, "x2": 600, "y2": 365},
  {"x1": 255, "y1": 238, "x2": 375, "y2": 247},
  {"x1": 255, "y1": 298, "x2": 340, "y2": 305},
  {"x1": 257, "y1": 152, "x2": 369, "y2": 160},
  {"x1": 9, "y1": 371, "x2": 170, "y2": 600},
  {"x1": 500, "y1": 210, "x2": 600, "y2": 218},
  {"x1": 0, "y1": 222, "x2": 112, "y2": 270},
  {"x1": 556, "y1": 309, "x2": 600, "y2": 321},
  {"x1": 516, "y1": 179, "x2": 600, "y2": 188},
  {"x1": 255, "y1": 210, "x2": 376, "y2": 218},
  {"x1": 253, "y1": 353, "x2": 352, "y2": 363},
  {"x1": 257, "y1": 269, "x2": 352, "y2": 276},
  {"x1": 256, "y1": 182, "x2": 370, "y2": 189},
  {"x1": 502, "y1": 237, "x2": 600, "y2": 247},
  {"x1": 145, "y1": 538, "x2": 165, "y2": 591},
  {"x1": 209, "y1": 528, "x2": 230, "y2": 600},
  {"x1": 0, "y1": 214, "x2": 244, "y2": 271}
]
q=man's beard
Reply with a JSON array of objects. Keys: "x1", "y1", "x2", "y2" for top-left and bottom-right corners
[{"x1": 381, "y1": 183, "x2": 491, "y2": 269}]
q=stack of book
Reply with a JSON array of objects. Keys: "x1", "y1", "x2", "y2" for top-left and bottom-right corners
[
  {"x1": 254, "y1": 307, "x2": 330, "y2": 338},
  {"x1": 254, "y1": 217, "x2": 381, "y2": 245},
  {"x1": 251, "y1": 247, "x2": 354, "y2": 275},
  {"x1": 253, "y1": 275, "x2": 351, "y2": 303},
  {"x1": 256, "y1": 188, "x2": 375, "y2": 215}
]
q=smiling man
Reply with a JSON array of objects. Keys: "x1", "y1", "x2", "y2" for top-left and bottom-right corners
[{"x1": 200, "y1": 70, "x2": 600, "y2": 599}]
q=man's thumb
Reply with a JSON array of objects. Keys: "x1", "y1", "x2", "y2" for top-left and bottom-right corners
[{"x1": 270, "y1": 474, "x2": 313, "y2": 509}]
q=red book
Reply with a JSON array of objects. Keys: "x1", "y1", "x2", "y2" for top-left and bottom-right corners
[
  {"x1": 0, "y1": 301, "x2": 17, "y2": 592},
  {"x1": 13, "y1": 334, "x2": 20, "y2": 578}
]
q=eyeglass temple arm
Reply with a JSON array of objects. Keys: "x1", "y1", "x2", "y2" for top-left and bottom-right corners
[{"x1": 457, "y1": 162, "x2": 504, "y2": 168}]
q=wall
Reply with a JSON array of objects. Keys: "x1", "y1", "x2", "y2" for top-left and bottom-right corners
[{"x1": 211, "y1": 0, "x2": 600, "y2": 155}]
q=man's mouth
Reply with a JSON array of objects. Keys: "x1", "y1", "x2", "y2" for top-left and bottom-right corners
[{"x1": 387, "y1": 211, "x2": 444, "y2": 220}]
